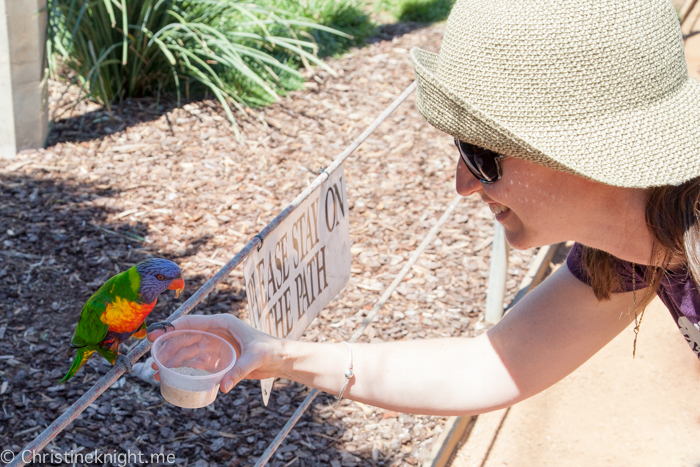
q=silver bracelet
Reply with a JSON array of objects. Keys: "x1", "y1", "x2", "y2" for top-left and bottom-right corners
[{"x1": 335, "y1": 341, "x2": 354, "y2": 402}]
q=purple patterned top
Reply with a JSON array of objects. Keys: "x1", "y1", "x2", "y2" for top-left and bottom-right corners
[{"x1": 567, "y1": 242, "x2": 700, "y2": 359}]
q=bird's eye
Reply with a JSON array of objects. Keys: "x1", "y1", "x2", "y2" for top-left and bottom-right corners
[{"x1": 156, "y1": 274, "x2": 165, "y2": 280}]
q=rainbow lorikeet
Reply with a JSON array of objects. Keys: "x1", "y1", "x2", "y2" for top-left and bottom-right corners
[{"x1": 60, "y1": 258, "x2": 184, "y2": 383}]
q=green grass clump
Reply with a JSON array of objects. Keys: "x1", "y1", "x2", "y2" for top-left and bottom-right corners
[
  {"x1": 46, "y1": 0, "x2": 362, "y2": 133},
  {"x1": 216, "y1": 0, "x2": 374, "y2": 107},
  {"x1": 372, "y1": 0, "x2": 454, "y2": 23},
  {"x1": 260, "y1": 0, "x2": 375, "y2": 58}
]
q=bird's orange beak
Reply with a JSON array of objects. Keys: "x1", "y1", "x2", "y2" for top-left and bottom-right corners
[{"x1": 169, "y1": 277, "x2": 185, "y2": 298}]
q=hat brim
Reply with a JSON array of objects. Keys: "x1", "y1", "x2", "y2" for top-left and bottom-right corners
[{"x1": 411, "y1": 47, "x2": 700, "y2": 188}]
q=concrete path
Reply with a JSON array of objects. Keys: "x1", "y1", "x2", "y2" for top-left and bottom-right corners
[{"x1": 452, "y1": 298, "x2": 700, "y2": 467}]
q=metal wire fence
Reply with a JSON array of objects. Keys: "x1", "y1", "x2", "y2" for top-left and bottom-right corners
[{"x1": 8, "y1": 80, "x2": 514, "y2": 467}]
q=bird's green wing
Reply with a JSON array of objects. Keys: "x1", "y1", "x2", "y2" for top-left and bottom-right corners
[
  {"x1": 71, "y1": 295, "x2": 110, "y2": 348},
  {"x1": 71, "y1": 270, "x2": 137, "y2": 346}
]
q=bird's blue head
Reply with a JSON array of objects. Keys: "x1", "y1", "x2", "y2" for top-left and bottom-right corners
[{"x1": 135, "y1": 258, "x2": 184, "y2": 304}]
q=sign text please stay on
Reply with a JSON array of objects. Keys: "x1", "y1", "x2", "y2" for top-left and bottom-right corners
[{"x1": 244, "y1": 166, "x2": 351, "y2": 341}]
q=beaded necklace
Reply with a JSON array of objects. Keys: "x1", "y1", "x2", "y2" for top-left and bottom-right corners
[
  {"x1": 631, "y1": 264, "x2": 642, "y2": 358},
  {"x1": 631, "y1": 251, "x2": 665, "y2": 357}
]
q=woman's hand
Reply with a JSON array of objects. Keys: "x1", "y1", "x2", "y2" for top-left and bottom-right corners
[{"x1": 147, "y1": 314, "x2": 284, "y2": 393}]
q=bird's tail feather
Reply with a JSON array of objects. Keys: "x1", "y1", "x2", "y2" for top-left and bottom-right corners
[{"x1": 60, "y1": 348, "x2": 94, "y2": 384}]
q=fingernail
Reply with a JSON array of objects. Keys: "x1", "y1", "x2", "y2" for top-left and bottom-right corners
[{"x1": 223, "y1": 380, "x2": 233, "y2": 393}]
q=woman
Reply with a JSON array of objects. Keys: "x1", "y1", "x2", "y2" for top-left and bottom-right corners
[{"x1": 149, "y1": 0, "x2": 700, "y2": 416}]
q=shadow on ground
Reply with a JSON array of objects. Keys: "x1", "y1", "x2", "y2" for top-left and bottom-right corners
[
  {"x1": 47, "y1": 96, "x2": 184, "y2": 146},
  {"x1": 0, "y1": 172, "x2": 381, "y2": 467},
  {"x1": 368, "y1": 21, "x2": 431, "y2": 43}
]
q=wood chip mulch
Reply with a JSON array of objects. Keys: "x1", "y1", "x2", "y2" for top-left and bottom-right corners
[{"x1": 0, "y1": 23, "x2": 537, "y2": 467}]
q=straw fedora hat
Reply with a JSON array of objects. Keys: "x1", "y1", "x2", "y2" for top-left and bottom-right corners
[{"x1": 411, "y1": 0, "x2": 700, "y2": 188}]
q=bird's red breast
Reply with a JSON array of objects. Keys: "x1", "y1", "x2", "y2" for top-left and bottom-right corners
[{"x1": 100, "y1": 296, "x2": 156, "y2": 333}]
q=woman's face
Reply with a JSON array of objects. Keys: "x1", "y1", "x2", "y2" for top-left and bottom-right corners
[{"x1": 455, "y1": 155, "x2": 603, "y2": 250}]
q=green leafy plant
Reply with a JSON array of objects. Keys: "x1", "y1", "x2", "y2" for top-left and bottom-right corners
[
  {"x1": 261, "y1": 0, "x2": 375, "y2": 58},
  {"x1": 370, "y1": 0, "x2": 454, "y2": 23},
  {"x1": 47, "y1": 0, "x2": 354, "y2": 134},
  {"x1": 397, "y1": 0, "x2": 453, "y2": 23}
]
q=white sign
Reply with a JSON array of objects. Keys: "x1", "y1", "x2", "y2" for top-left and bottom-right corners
[{"x1": 244, "y1": 166, "x2": 351, "y2": 404}]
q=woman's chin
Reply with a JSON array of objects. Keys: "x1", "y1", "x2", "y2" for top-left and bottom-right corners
[
  {"x1": 495, "y1": 211, "x2": 547, "y2": 250},
  {"x1": 505, "y1": 231, "x2": 556, "y2": 251},
  {"x1": 501, "y1": 223, "x2": 535, "y2": 250}
]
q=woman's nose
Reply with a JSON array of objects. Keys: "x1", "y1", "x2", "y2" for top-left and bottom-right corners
[{"x1": 455, "y1": 159, "x2": 482, "y2": 196}]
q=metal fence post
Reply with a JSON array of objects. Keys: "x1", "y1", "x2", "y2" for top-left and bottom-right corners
[{"x1": 485, "y1": 221, "x2": 509, "y2": 323}]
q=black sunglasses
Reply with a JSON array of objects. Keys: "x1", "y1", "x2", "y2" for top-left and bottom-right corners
[{"x1": 454, "y1": 139, "x2": 505, "y2": 184}]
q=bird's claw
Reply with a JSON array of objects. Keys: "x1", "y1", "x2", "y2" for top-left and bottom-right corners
[
  {"x1": 147, "y1": 321, "x2": 175, "y2": 334},
  {"x1": 116, "y1": 354, "x2": 133, "y2": 374}
]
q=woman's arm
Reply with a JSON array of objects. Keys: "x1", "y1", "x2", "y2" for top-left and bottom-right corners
[{"x1": 149, "y1": 264, "x2": 639, "y2": 416}]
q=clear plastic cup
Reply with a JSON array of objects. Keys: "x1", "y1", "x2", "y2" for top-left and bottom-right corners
[{"x1": 151, "y1": 330, "x2": 236, "y2": 409}]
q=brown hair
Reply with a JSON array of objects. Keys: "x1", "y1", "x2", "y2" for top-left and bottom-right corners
[{"x1": 581, "y1": 177, "x2": 700, "y2": 306}]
